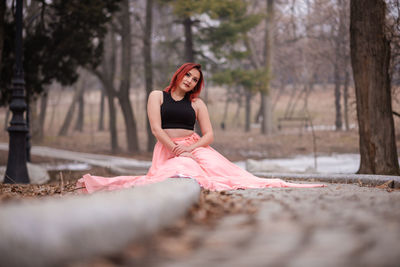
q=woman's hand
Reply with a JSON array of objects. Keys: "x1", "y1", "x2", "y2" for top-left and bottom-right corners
[{"x1": 172, "y1": 144, "x2": 193, "y2": 156}]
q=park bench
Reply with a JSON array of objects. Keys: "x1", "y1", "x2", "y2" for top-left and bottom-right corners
[{"x1": 277, "y1": 116, "x2": 309, "y2": 130}]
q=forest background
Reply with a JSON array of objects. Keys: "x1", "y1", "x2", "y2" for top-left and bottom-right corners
[{"x1": 0, "y1": 0, "x2": 399, "y2": 176}]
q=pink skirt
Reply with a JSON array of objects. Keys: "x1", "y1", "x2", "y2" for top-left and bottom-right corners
[{"x1": 76, "y1": 133, "x2": 325, "y2": 193}]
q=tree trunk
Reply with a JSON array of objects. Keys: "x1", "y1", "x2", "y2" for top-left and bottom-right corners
[
  {"x1": 30, "y1": 87, "x2": 48, "y2": 142},
  {"x1": 233, "y1": 94, "x2": 242, "y2": 128},
  {"x1": 144, "y1": 0, "x2": 156, "y2": 152},
  {"x1": 118, "y1": 0, "x2": 139, "y2": 152},
  {"x1": 48, "y1": 86, "x2": 63, "y2": 134},
  {"x1": 183, "y1": 16, "x2": 194, "y2": 62},
  {"x1": 119, "y1": 95, "x2": 139, "y2": 152},
  {"x1": 245, "y1": 90, "x2": 251, "y2": 132},
  {"x1": 107, "y1": 92, "x2": 119, "y2": 153},
  {"x1": 284, "y1": 83, "x2": 296, "y2": 118},
  {"x1": 222, "y1": 93, "x2": 230, "y2": 130},
  {"x1": 92, "y1": 27, "x2": 119, "y2": 153},
  {"x1": 261, "y1": 92, "x2": 273, "y2": 133},
  {"x1": 255, "y1": 99, "x2": 262, "y2": 123},
  {"x1": 105, "y1": 90, "x2": 119, "y2": 153},
  {"x1": 37, "y1": 90, "x2": 48, "y2": 141},
  {"x1": 343, "y1": 65, "x2": 350, "y2": 131},
  {"x1": 182, "y1": 15, "x2": 202, "y2": 134},
  {"x1": 97, "y1": 77, "x2": 119, "y2": 153},
  {"x1": 350, "y1": 0, "x2": 399, "y2": 175},
  {"x1": 29, "y1": 94, "x2": 40, "y2": 141},
  {"x1": 0, "y1": 0, "x2": 5, "y2": 72},
  {"x1": 339, "y1": 0, "x2": 350, "y2": 131},
  {"x1": 107, "y1": 28, "x2": 119, "y2": 153},
  {"x1": 74, "y1": 81, "x2": 85, "y2": 132},
  {"x1": 333, "y1": 54, "x2": 342, "y2": 130},
  {"x1": 261, "y1": 0, "x2": 274, "y2": 135},
  {"x1": 98, "y1": 87, "x2": 105, "y2": 131},
  {"x1": 303, "y1": 75, "x2": 315, "y2": 111},
  {"x1": 58, "y1": 85, "x2": 81, "y2": 136}
]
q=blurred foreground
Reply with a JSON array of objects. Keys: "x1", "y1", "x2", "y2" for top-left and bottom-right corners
[{"x1": 74, "y1": 185, "x2": 400, "y2": 267}]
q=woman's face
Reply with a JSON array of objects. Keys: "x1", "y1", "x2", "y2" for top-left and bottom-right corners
[{"x1": 178, "y1": 68, "x2": 201, "y2": 93}]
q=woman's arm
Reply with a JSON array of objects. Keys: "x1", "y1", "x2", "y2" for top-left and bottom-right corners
[
  {"x1": 147, "y1": 91, "x2": 177, "y2": 151},
  {"x1": 190, "y1": 98, "x2": 214, "y2": 149},
  {"x1": 172, "y1": 98, "x2": 214, "y2": 155}
]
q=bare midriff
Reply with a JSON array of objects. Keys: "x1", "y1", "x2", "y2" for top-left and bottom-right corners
[{"x1": 164, "y1": 128, "x2": 194, "y2": 138}]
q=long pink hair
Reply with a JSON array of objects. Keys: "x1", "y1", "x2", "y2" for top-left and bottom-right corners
[{"x1": 164, "y1": 63, "x2": 204, "y2": 101}]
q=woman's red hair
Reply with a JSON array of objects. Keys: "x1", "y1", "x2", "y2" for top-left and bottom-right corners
[{"x1": 164, "y1": 63, "x2": 204, "y2": 101}]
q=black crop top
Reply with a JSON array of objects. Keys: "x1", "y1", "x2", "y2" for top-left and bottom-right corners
[{"x1": 161, "y1": 91, "x2": 196, "y2": 130}]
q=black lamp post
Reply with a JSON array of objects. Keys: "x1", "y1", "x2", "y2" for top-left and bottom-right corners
[{"x1": 4, "y1": 0, "x2": 30, "y2": 184}]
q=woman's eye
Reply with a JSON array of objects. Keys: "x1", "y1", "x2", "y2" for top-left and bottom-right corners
[{"x1": 185, "y1": 73, "x2": 190, "y2": 77}]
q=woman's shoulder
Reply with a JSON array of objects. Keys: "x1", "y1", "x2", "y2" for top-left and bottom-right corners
[
  {"x1": 148, "y1": 90, "x2": 165, "y2": 106},
  {"x1": 149, "y1": 90, "x2": 164, "y2": 99},
  {"x1": 192, "y1": 97, "x2": 207, "y2": 108},
  {"x1": 193, "y1": 96, "x2": 205, "y2": 103},
  {"x1": 150, "y1": 90, "x2": 164, "y2": 96}
]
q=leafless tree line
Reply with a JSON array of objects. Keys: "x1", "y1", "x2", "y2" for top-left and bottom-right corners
[{"x1": 24, "y1": 0, "x2": 400, "y2": 174}]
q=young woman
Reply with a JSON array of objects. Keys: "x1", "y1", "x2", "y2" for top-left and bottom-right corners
[{"x1": 77, "y1": 63, "x2": 325, "y2": 193}]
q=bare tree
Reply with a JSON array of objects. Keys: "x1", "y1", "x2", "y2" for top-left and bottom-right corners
[
  {"x1": 183, "y1": 16, "x2": 195, "y2": 62},
  {"x1": 144, "y1": 0, "x2": 156, "y2": 151},
  {"x1": 0, "y1": 0, "x2": 5, "y2": 72},
  {"x1": 30, "y1": 87, "x2": 49, "y2": 142},
  {"x1": 92, "y1": 29, "x2": 119, "y2": 153},
  {"x1": 98, "y1": 87, "x2": 105, "y2": 131},
  {"x1": 261, "y1": 0, "x2": 275, "y2": 135},
  {"x1": 245, "y1": 89, "x2": 252, "y2": 132},
  {"x1": 74, "y1": 80, "x2": 86, "y2": 132},
  {"x1": 343, "y1": 59, "x2": 351, "y2": 130},
  {"x1": 339, "y1": 0, "x2": 351, "y2": 131},
  {"x1": 58, "y1": 84, "x2": 82, "y2": 136},
  {"x1": 350, "y1": 0, "x2": 399, "y2": 175},
  {"x1": 333, "y1": 25, "x2": 343, "y2": 131},
  {"x1": 92, "y1": 0, "x2": 140, "y2": 153},
  {"x1": 37, "y1": 89, "x2": 48, "y2": 140},
  {"x1": 117, "y1": 0, "x2": 139, "y2": 152},
  {"x1": 387, "y1": 0, "x2": 400, "y2": 88}
]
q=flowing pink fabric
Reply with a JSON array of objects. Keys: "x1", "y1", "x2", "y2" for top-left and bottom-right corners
[{"x1": 76, "y1": 133, "x2": 325, "y2": 193}]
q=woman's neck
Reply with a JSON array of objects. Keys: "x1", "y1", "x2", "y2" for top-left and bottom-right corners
[{"x1": 172, "y1": 88, "x2": 186, "y2": 98}]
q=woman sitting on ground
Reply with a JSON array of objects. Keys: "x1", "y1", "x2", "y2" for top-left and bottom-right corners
[{"x1": 77, "y1": 63, "x2": 325, "y2": 193}]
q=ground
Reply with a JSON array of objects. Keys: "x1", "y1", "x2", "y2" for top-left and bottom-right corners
[{"x1": 69, "y1": 184, "x2": 400, "y2": 267}]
